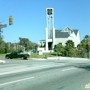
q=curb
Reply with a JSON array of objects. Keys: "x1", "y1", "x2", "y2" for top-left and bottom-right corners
[
  {"x1": 47, "y1": 57, "x2": 90, "y2": 60},
  {"x1": 29, "y1": 58, "x2": 47, "y2": 60}
]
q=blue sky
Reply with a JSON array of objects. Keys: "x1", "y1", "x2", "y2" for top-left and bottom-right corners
[{"x1": 0, "y1": 0, "x2": 90, "y2": 43}]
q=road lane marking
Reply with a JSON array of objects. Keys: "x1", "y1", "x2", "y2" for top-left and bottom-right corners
[
  {"x1": 0, "y1": 65, "x2": 48, "y2": 75},
  {"x1": 0, "y1": 64, "x2": 65, "y2": 75},
  {"x1": 62, "y1": 68, "x2": 76, "y2": 71},
  {"x1": 0, "y1": 77, "x2": 34, "y2": 86},
  {"x1": 0, "y1": 64, "x2": 22, "y2": 67}
]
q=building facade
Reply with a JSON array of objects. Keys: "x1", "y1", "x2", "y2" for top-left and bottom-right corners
[
  {"x1": 38, "y1": 8, "x2": 80, "y2": 52},
  {"x1": 38, "y1": 26, "x2": 80, "y2": 51},
  {"x1": 55, "y1": 27, "x2": 80, "y2": 47}
]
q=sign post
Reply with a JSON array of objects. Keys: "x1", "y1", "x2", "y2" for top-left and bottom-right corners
[
  {"x1": 88, "y1": 37, "x2": 90, "y2": 59},
  {"x1": 0, "y1": 24, "x2": 7, "y2": 38}
]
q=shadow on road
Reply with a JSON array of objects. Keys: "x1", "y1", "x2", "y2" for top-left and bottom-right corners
[
  {"x1": 55, "y1": 62, "x2": 67, "y2": 63},
  {"x1": 74, "y1": 64, "x2": 90, "y2": 71}
]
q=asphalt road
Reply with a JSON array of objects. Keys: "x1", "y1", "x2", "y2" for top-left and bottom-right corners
[{"x1": 0, "y1": 59, "x2": 90, "y2": 90}]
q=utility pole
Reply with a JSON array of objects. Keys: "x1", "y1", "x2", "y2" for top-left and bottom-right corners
[
  {"x1": 0, "y1": 24, "x2": 7, "y2": 39},
  {"x1": 7, "y1": 42, "x2": 11, "y2": 49},
  {"x1": 0, "y1": 28, "x2": 2, "y2": 39},
  {"x1": 88, "y1": 37, "x2": 90, "y2": 59},
  {"x1": 0, "y1": 16, "x2": 13, "y2": 39},
  {"x1": 14, "y1": 40, "x2": 17, "y2": 50}
]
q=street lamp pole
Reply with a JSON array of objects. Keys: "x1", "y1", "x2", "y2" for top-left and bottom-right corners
[
  {"x1": 88, "y1": 37, "x2": 90, "y2": 59},
  {"x1": 14, "y1": 40, "x2": 16, "y2": 50}
]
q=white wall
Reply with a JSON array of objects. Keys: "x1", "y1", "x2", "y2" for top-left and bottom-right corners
[
  {"x1": 68, "y1": 32, "x2": 77, "y2": 47},
  {"x1": 55, "y1": 38, "x2": 68, "y2": 46},
  {"x1": 67, "y1": 31, "x2": 80, "y2": 47},
  {"x1": 76, "y1": 31, "x2": 80, "y2": 45}
]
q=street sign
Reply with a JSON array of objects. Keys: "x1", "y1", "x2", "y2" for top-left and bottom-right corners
[{"x1": 0, "y1": 24, "x2": 7, "y2": 28}]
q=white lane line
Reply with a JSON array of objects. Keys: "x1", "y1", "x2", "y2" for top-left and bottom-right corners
[
  {"x1": 0, "y1": 65, "x2": 48, "y2": 75},
  {"x1": 0, "y1": 64, "x2": 20, "y2": 67},
  {"x1": 0, "y1": 64, "x2": 65, "y2": 76},
  {"x1": 62, "y1": 68, "x2": 76, "y2": 71},
  {"x1": 0, "y1": 77, "x2": 34, "y2": 86}
]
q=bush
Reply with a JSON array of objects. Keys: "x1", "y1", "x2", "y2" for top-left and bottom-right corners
[{"x1": 44, "y1": 54, "x2": 47, "y2": 59}]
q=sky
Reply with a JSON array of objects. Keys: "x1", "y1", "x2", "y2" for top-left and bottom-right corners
[{"x1": 0, "y1": 0, "x2": 90, "y2": 43}]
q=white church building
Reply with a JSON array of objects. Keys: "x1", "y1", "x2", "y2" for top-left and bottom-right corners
[{"x1": 38, "y1": 8, "x2": 80, "y2": 52}]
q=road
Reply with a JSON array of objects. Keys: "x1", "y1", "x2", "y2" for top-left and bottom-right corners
[{"x1": 0, "y1": 59, "x2": 90, "y2": 90}]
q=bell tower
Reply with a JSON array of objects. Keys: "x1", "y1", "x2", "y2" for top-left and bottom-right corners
[{"x1": 45, "y1": 8, "x2": 55, "y2": 51}]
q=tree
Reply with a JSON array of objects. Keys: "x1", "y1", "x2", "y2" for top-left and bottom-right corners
[
  {"x1": 78, "y1": 35, "x2": 90, "y2": 58},
  {"x1": 77, "y1": 44, "x2": 82, "y2": 50},
  {"x1": 65, "y1": 40, "x2": 74, "y2": 49},
  {"x1": 54, "y1": 43, "x2": 65, "y2": 56},
  {"x1": 19, "y1": 37, "x2": 30, "y2": 51},
  {"x1": 65, "y1": 40, "x2": 74, "y2": 56},
  {"x1": 0, "y1": 38, "x2": 5, "y2": 53},
  {"x1": 84, "y1": 35, "x2": 89, "y2": 41},
  {"x1": 19, "y1": 37, "x2": 38, "y2": 51}
]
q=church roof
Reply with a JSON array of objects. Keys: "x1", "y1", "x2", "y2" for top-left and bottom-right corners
[
  {"x1": 55, "y1": 27, "x2": 78, "y2": 38},
  {"x1": 55, "y1": 30, "x2": 70, "y2": 38}
]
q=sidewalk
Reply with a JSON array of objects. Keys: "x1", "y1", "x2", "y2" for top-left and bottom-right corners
[
  {"x1": 29, "y1": 57, "x2": 90, "y2": 61},
  {"x1": 29, "y1": 58, "x2": 47, "y2": 60}
]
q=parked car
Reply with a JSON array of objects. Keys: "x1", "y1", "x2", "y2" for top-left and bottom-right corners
[{"x1": 5, "y1": 51, "x2": 29, "y2": 60}]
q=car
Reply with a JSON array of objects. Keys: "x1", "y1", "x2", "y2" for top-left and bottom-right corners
[{"x1": 5, "y1": 51, "x2": 29, "y2": 60}]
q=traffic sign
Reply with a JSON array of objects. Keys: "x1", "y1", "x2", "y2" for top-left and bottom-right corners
[{"x1": 0, "y1": 24, "x2": 7, "y2": 28}]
